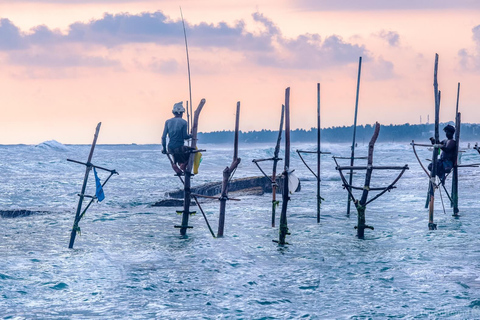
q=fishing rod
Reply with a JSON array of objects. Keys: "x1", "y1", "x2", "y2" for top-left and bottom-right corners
[{"x1": 180, "y1": 7, "x2": 193, "y2": 134}]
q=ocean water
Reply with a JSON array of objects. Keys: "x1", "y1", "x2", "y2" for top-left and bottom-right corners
[{"x1": 1, "y1": 140, "x2": 480, "y2": 319}]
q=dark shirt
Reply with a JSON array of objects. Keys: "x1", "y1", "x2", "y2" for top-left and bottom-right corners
[
  {"x1": 161, "y1": 117, "x2": 191, "y2": 150},
  {"x1": 439, "y1": 138, "x2": 456, "y2": 164}
]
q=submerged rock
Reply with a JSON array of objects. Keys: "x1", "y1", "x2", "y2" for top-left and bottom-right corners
[
  {"x1": 153, "y1": 175, "x2": 301, "y2": 207},
  {"x1": 165, "y1": 175, "x2": 300, "y2": 199}
]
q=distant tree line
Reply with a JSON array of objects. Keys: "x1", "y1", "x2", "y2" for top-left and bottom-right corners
[{"x1": 197, "y1": 123, "x2": 480, "y2": 144}]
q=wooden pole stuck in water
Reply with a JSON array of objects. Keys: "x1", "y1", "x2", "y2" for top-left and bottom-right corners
[
  {"x1": 316, "y1": 83, "x2": 321, "y2": 222},
  {"x1": 335, "y1": 122, "x2": 408, "y2": 239},
  {"x1": 347, "y1": 56, "x2": 362, "y2": 216},
  {"x1": 217, "y1": 102, "x2": 242, "y2": 237},
  {"x1": 176, "y1": 99, "x2": 205, "y2": 237},
  {"x1": 68, "y1": 123, "x2": 101, "y2": 248},
  {"x1": 296, "y1": 83, "x2": 330, "y2": 223},
  {"x1": 356, "y1": 122, "x2": 380, "y2": 238},
  {"x1": 165, "y1": 151, "x2": 216, "y2": 238},
  {"x1": 68, "y1": 122, "x2": 118, "y2": 248},
  {"x1": 278, "y1": 87, "x2": 291, "y2": 245},
  {"x1": 427, "y1": 53, "x2": 441, "y2": 230},
  {"x1": 452, "y1": 83, "x2": 461, "y2": 216},
  {"x1": 252, "y1": 105, "x2": 284, "y2": 227}
]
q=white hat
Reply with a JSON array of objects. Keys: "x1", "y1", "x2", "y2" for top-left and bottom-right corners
[{"x1": 172, "y1": 102, "x2": 185, "y2": 113}]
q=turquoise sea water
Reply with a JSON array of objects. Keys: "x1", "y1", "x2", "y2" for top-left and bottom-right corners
[{"x1": 1, "y1": 141, "x2": 480, "y2": 319}]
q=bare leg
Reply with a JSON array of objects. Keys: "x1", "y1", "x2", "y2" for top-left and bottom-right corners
[
  {"x1": 179, "y1": 162, "x2": 187, "y2": 172},
  {"x1": 171, "y1": 163, "x2": 182, "y2": 174}
]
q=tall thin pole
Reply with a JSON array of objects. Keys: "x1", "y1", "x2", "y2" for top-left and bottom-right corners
[
  {"x1": 279, "y1": 87, "x2": 290, "y2": 245},
  {"x1": 179, "y1": 99, "x2": 205, "y2": 237},
  {"x1": 180, "y1": 7, "x2": 193, "y2": 132},
  {"x1": 316, "y1": 83, "x2": 321, "y2": 223},
  {"x1": 452, "y1": 112, "x2": 461, "y2": 216},
  {"x1": 69, "y1": 122, "x2": 101, "y2": 248},
  {"x1": 455, "y1": 82, "x2": 460, "y2": 116},
  {"x1": 217, "y1": 102, "x2": 241, "y2": 237},
  {"x1": 271, "y1": 105, "x2": 285, "y2": 227},
  {"x1": 452, "y1": 82, "x2": 461, "y2": 216},
  {"x1": 428, "y1": 53, "x2": 440, "y2": 230},
  {"x1": 347, "y1": 56, "x2": 362, "y2": 216}
]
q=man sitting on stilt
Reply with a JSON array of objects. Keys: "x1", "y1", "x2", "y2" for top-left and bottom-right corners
[
  {"x1": 428, "y1": 124, "x2": 457, "y2": 185},
  {"x1": 162, "y1": 102, "x2": 191, "y2": 175}
]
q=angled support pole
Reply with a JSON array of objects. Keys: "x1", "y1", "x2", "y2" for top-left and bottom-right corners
[
  {"x1": 335, "y1": 122, "x2": 408, "y2": 239},
  {"x1": 68, "y1": 123, "x2": 117, "y2": 248},
  {"x1": 252, "y1": 104, "x2": 284, "y2": 227}
]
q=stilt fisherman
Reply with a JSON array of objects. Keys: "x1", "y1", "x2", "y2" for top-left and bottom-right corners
[
  {"x1": 162, "y1": 102, "x2": 191, "y2": 174},
  {"x1": 428, "y1": 124, "x2": 457, "y2": 185}
]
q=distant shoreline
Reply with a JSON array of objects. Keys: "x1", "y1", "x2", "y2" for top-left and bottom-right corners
[
  {"x1": 197, "y1": 122, "x2": 480, "y2": 144},
  {"x1": 2, "y1": 122, "x2": 480, "y2": 146}
]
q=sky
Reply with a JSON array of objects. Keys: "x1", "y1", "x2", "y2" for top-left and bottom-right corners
[{"x1": 1, "y1": 0, "x2": 480, "y2": 144}]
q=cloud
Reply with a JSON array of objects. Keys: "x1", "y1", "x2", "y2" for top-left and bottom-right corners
[
  {"x1": 8, "y1": 50, "x2": 121, "y2": 68},
  {"x1": 366, "y1": 56, "x2": 395, "y2": 80},
  {"x1": 7, "y1": 0, "x2": 139, "y2": 3},
  {"x1": 0, "y1": 19, "x2": 27, "y2": 50},
  {"x1": 294, "y1": 0, "x2": 480, "y2": 11},
  {"x1": 255, "y1": 33, "x2": 369, "y2": 69},
  {"x1": 66, "y1": 12, "x2": 183, "y2": 46},
  {"x1": 0, "y1": 11, "x2": 375, "y2": 71},
  {"x1": 458, "y1": 24, "x2": 480, "y2": 70},
  {"x1": 148, "y1": 58, "x2": 179, "y2": 74},
  {"x1": 377, "y1": 30, "x2": 400, "y2": 47}
]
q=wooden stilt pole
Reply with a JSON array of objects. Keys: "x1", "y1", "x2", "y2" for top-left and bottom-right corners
[
  {"x1": 217, "y1": 102, "x2": 241, "y2": 237},
  {"x1": 347, "y1": 57, "x2": 362, "y2": 216},
  {"x1": 166, "y1": 152, "x2": 216, "y2": 238},
  {"x1": 452, "y1": 109, "x2": 461, "y2": 216},
  {"x1": 278, "y1": 87, "x2": 290, "y2": 245},
  {"x1": 316, "y1": 83, "x2": 321, "y2": 223},
  {"x1": 335, "y1": 123, "x2": 408, "y2": 239},
  {"x1": 178, "y1": 99, "x2": 205, "y2": 237},
  {"x1": 69, "y1": 122, "x2": 101, "y2": 249},
  {"x1": 355, "y1": 123, "x2": 380, "y2": 238},
  {"x1": 271, "y1": 105, "x2": 285, "y2": 227},
  {"x1": 296, "y1": 83, "x2": 330, "y2": 223},
  {"x1": 428, "y1": 53, "x2": 440, "y2": 230}
]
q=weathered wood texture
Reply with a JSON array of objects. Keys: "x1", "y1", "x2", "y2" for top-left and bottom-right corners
[
  {"x1": 180, "y1": 99, "x2": 205, "y2": 236},
  {"x1": 217, "y1": 102, "x2": 241, "y2": 237},
  {"x1": 354, "y1": 122, "x2": 380, "y2": 238},
  {"x1": 427, "y1": 54, "x2": 440, "y2": 230},
  {"x1": 271, "y1": 104, "x2": 285, "y2": 227},
  {"x1": 279, "y1": 87, "x2": 290, "y2": 245},
  {"x1": 452, "y1": 111, "x2": 461, "y2": 216},
  {"x1": 165, "y1": 175, "x2": 300, "y2": 199}
]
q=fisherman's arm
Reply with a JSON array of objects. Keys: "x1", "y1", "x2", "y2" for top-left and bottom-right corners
[
  {"x1": 161, "y1": 124, "x2": 168, "y2": 154},
  {"x1": 442, "y1": 139, "x2": 456, "y2": 152},
  {"x1": 182, "y1": 122, "x2": 192, "y2": 140}
]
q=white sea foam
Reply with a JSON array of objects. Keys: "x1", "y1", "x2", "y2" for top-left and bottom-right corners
[{"x1": 35, "y1": 139, "x2": 69, "y2": 151}]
